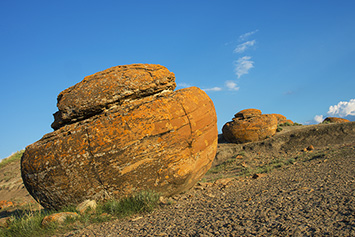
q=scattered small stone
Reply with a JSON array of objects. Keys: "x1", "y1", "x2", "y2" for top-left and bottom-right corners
[
  {"x1": 0, "y1": 200, "x2": 14, "y2": 209},
  {"x1": 307, "y1": 145, "x2": 315, "y2": 151},
  {"x1": 0, "y1": 217, "x2": 10, "y2": 228},
  {"x1": 241, "y1": 162, "x2": 249, "y2": 168},
  {"x1": 76, "y1": 200, "x2": 97, "y2": 214},
  {"x1": 100, "y1": 213, "x2": 110, "y2": 217},
  {"x1": 159, "y1": 196, "x2": 174, "y2": 205},
  {"x1": 41, "y1": 212, "x2": 79, "y2": 226},
  {"x1": 172, "y1": 196, "x2": 180, "y2": 201},
  {"x1": 131, "y1": 216, "x2": 143, "y2": 222},
  {"x1": 213, "y1": 178, "x2": 234, "y2": 187},
  {"x1": 194, "y1": 185, "x2": 204, "y2": 190},
  {"x1": 204, "y1": 193, "x2": 216, "y2": 198},
  {"x1": 252, "y1": 173, "x2": 267, "y2": 179}
]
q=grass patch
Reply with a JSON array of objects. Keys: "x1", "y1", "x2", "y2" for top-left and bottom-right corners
[
  {"x1": 0, "y1": 150, "x2": 24, "y2": 169},
  {"x1": 277, "y1": 121, "x2": 302, "y2": 132},
  {"x1": 0, "y1": 190, "x2": 160, "y2": 237},
  {"x1": 99, "y1": 190, "x2": 160, "y2": 217},
  {"x1": 279, "y1": 122, "x2": 293, "y2": 127},
  {"x1": 0, "y1": 207, "x2": 60, "y2": 237}
]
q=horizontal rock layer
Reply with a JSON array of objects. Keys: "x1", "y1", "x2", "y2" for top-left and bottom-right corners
[{"x1": 52, "y1": 64, "x2": 176, "y2": 130}]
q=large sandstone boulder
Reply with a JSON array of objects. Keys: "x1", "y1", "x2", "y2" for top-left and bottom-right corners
[
  {"x1": 21, "y1": 64, "x2": 218, "y2": 210},
  {"x1": 222, "y1": 109, "x2": 292, "y2": 144}
]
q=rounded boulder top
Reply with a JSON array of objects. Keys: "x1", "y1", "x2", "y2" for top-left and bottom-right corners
[{"x1": 52, "y1": 64, "x2": 176, "y2": 130}]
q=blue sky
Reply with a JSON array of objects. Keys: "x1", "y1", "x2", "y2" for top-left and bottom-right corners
[{"x1": 1, "y1": 0, "x2": 355, "y2": 159}]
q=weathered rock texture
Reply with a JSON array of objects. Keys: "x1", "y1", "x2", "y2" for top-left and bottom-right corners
[
  {"x1": 52, "y1": 64, "x2": 176, "y2": 130},
  {"x1": 222, "y1": 109, "x2": 292, "y2": 144},
  {"x1": 21, "y1": 64, "x2": 218, "y2": 210},
  {"x1": 322, "y1": 117, "x2": 350, "y2": 124}
]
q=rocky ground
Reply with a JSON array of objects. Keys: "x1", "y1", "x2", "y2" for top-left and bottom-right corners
[
  {"x1": 59, "y1": 143, "x2": 355, "y2": 236},
  {"x1": 1, "y1": 122, "x2": 355, "y2": 236},
  {"x1": 59, "y1": 122, "x2": 355, "y2": 236}
]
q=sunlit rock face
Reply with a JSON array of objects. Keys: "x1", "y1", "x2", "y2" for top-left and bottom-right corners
[{"x1": 21, "y1": 64, "x2": 218, "y2": 210}]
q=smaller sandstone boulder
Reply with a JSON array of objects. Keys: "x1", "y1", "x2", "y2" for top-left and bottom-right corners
[
  {"x1": 223, "y1": 113, "x2": 278, "y2": 143},
  {"x1": 322, "y1": 117, "x2": 350, "y2": 124},
  {"x1": 223, "y1": 109, "x2": 295, "y2": 144}
]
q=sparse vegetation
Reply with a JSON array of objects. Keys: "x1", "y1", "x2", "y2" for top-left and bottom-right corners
[
  {"x1": 277, "y1": 121, "x2": 302, "y2": 132},
  {"x1": 276, "y1": 126, "x2": 283, "y2": 132},
  {"x1": 279, "y1": 122, "x2": 293, "y2": 127},
  {"x1": 99, "y1": 190, "x2": 160, "y2": 217},
  {"x1": 204, "y1": 150, "x2": 314, "y2": 183},
  {"x1": 0, "y1": 190, "x2": 160, "y2": 237},
  {"x1": 0, "y1": 150, "x2": 24, "y2": 169}
]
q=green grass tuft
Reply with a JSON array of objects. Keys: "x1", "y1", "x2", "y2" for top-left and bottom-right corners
[
  {"x1": 99, "y1": 190, "x2": 160, "y2": 217},
  {"x1": 0, "y1": 190, "x2": 160, "y2": 237},
  {"x1": 0, "y1": 209, "x2": 59, "y2": 237}
]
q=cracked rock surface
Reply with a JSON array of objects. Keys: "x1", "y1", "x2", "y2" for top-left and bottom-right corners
[{"x1": 21, "y1": 64, "x2": 218, "y2": 210}]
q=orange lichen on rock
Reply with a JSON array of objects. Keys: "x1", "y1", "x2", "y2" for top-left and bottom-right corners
[{"x1": 21, "y1": 64, "x2": 217, "y2": 210}]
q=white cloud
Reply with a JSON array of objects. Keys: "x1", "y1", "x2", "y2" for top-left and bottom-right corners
[
  {"x1": 176, "y1": 82, "x2": 191, "y2": 88},
  {"x1": 203, "y1": 87, "x2": 223, "y2": 92},
  {"x1": 225, "y1": 81, "x2": 239, "y2": 91},
  {"x1": 239, "y1": 30, "x2": 259, "y2": 41},
  {"x1": 234, "y1": 40, "x2": 256, "y2": 53},
  {"x1": 234, "y1": 56, "x2": 254, "y2": 78},
  {"x1": 327, "y1": 99, "x2": 355, "y2": 117},
  {"x1": 314, "y1": 115, "x2": 324, "y2": 123}
]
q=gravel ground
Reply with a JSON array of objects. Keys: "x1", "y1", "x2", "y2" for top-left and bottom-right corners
[{"x1": 62, "y1": 144, "x2": 355, "y2": 236}]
